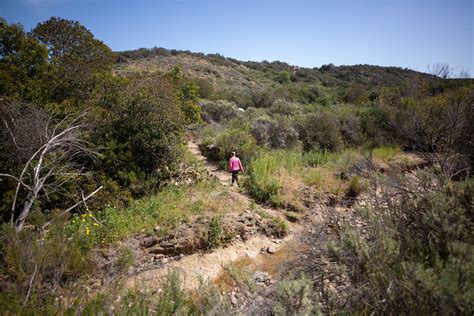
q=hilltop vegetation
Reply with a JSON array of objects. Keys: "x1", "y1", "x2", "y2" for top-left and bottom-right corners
[{"x1": 1, "y1": 17, "x2": 473, "y2": 314}]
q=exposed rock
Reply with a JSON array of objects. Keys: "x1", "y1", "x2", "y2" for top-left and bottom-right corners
[
  {"x1": 160, "y1": 240, "x2": 177, "y2": 248},
  {"x1": 148, "y1": 246, "x2": 165, "y2": 254},
  {"x1": 267, "y1": 245, "x2": 277, "y2": 254},
  {"x1": 230, "y1": 292, "x2": 238, "y2": 305},
  {"x1": 323, "y1": 279, "x2": 337, "y2": 296},
  {"x1": 140, "y1": 237, "x2": 159, "y2": 248},
  {"x1": 253, "y1": 271, "x2": 270, "y2": 283}
]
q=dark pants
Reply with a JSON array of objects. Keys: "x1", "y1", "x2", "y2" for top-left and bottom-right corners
[{"x1": 231, "y1": 170, "x2": 240, "y2": 185}]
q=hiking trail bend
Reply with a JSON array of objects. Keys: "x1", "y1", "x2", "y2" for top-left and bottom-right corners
[{"x1": 125, "y1": 139, "x2": 303, "y2": 290}]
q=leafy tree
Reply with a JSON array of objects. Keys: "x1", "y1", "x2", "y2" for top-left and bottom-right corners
[
  {"x1": 166, "y1": 65, "x2": 201, "y2": 124},
  {"x1": 90, "y1": 73, "x2": 186, "y2": 195},
  {"x1": 179, "y1": 80, "x2": 202, "y2": 124},
  {"x1": 0, "y1": 19, "x2": 50, "y2": 103},
  {"x1": 31, "y1": 17, "x2": 114, "y2": 101}
]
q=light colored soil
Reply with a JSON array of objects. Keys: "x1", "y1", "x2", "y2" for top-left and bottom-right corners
[
  {"x1": 126, "y1": 232, "x2": 297, "y2": 290},
  {"x1": 187, "y1": 138, "x2": 231, "y2": 186}
]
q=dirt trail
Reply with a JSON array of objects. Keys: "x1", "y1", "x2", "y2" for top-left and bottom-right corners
[
  {"x1": 187, "y1": 139, "x2": 231, "y2": 186},
  {"x1": 126, "y1": 139, "x2": 301, "y2": 290},
  {"x1": 187, "y1": 139, "x2": 288, "y2": 220}
]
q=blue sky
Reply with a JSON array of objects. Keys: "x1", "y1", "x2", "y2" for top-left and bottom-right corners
[{"x1": 1, "y1": 0, "x2": 473, "y2": 76}]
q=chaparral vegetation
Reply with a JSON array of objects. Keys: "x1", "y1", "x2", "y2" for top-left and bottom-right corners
[{"x1": 0, "y1": 16, "x2": 473, "y2": 315}]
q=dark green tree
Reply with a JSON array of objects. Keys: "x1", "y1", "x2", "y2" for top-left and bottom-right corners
[
  {"x1": 31, "y1": 17, "x2": 115, "y2": 101},
  {"x1": 166, "y1": 65, "x2": 201, "y2": 124},
  {"x1": 0, "y1": 19, "x2": 50, "y2": 103}
]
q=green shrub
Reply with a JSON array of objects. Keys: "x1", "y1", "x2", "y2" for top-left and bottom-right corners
[
  {"x1": 251, "y1": 117, "x2": 300, "y2": 149},
  {"x1": 266, "y1": 216, "x2": 289, "y2": 238},
  {"x1": 199, "y1": 99, "x2": 240, "y2": 123},
  {"x1": 333, "y1": 176, "x2": 474, "y2": 314},
  {"x1": 66, "y1": 213, "x2": 103, "y2": 252},
  {"x1": 0, "y1": 222, "x2": 94, "y2": 313},
  {"x1": 90, "y1": 73, "x2": 187, "y2": 196},
  {"x1": 207, "y1": 216, "x2": 224, "y2": 249},
  {"x1": 194, "y1": 78, "x2": 214, "y2": 99},
  {"x1": 244, "y1": 152, "x2": 282, "y2": 203},
  {"x1": 346, "y1": 176, "x2": 367, "y2": 197},
  {"x1": 213, "y1": 124, "x2": 259, "y2": 164},
  {"x1": 274, "y1": 70, "x2": 291, "y2": 84},
  {"x1": 270, "y1": 99, "x2": 301, "y2": 116},
  {"x1": 273, "y1": 274, "x2": 317, "y2": 315},
  {"x1": 296, "y1": 112, "x2": 343, "y2": 152},
  {"x1": 155, "y1": 270, "x2": 197, "y2": 314}
]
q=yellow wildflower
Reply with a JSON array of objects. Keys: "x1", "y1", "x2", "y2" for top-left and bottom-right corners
[
  {"x1": 82, "y1": 219, "x2": 86, "y2": 222},
  {"x1": 93, "y1": 223, "x2": 99, "y2": 227},
  {"x1": 86, "y1": 228, "x2": 90, "y2": 235}
]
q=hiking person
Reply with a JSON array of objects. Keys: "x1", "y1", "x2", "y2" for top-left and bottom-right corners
[{"x1": 229, "y1": 151, "x2": 244, "y2": 186}]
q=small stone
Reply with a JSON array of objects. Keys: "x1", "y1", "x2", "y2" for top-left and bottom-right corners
[
  {"x1": 230, "y1": 292, "x2": 238, "y2": 305},
  {"x1": 154, "y1": 254, "x2": 165, "y2": 260},
  {"x1": 148, "y1": 246, "x2": 164, "y2": 254},
  {"x1": 161, "y1": 258, "x2": 169, "y2": 264},
  {"x1": 253, "y1": 271, "x2": 270, "y2": 283},
  {"x1": 154, "y1": 225, "x2": 161, "y2": 232},
  {"x1": 141, "y1": 237, "x2": 159, "y2": 248},
  {"x1": 160, "y1": 241, "x2": 176, "y2": 248},
  {"x1": 267, "y1": 245, "x2": 277, "y2": 254}
]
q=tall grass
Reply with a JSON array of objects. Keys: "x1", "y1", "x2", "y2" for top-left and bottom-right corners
[
  {"x1": 245, "y1": 150, "x2": 303, "y2": 204},
  {"x1": 302, "y1": 149, "x2": 332, "y2": 167},
  {"x1": 63, "y1": 176, "x2": 243, "y2": 253},
  {"x1": 371, "y1": 146, "x2": 403, "y2": 163}
]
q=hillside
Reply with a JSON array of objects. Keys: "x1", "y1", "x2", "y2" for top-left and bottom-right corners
[
  {"x1": 114, "y1": 47, "x2": 439, "y2": 108},
  {"x1": 1, "y1": 17, "x2": 473, "y2": 315}
]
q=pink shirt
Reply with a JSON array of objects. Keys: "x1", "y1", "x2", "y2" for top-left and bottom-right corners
[{"x1": 229, "y1": 156, "x2": 243, "y2": 172}]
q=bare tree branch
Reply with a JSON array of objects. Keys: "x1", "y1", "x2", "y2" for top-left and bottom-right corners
[
  {"x1": 41, "y1": 186, "x2": 103, "y2": 230},
  {"x1": 23, "y1": 264, "x2": 38, "y2": 307}
]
